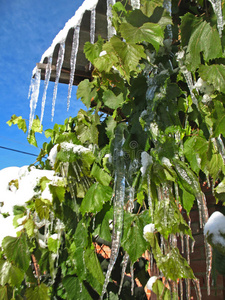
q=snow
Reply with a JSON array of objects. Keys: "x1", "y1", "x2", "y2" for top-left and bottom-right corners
[
  {"x1": 140, "y1": 152, "x2": 153, "y2": 175},
  {"x1": 0, "y1": 166, "x2": 61, "y2": 245},
  {"x1": 146, "y1": 276, "x2": 158, "y2": 290},
  {"x1": 143, "y1": 223, "x2": 155, "y2": 241},
  {"x1": 48, "y1": 144, "x2": 59, "y2": 167},
  {"x1": 61, "y1": 142, "x2": 91, "y2": 154},
  {"x1": 40, "y1": 0, "x2": 99, "y2": 63},
  {"x1": 204, "y1": 211, "x2": 225, "y2": 248}
]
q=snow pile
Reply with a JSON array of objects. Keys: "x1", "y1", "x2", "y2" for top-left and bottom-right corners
[
  {"x1": 0, "y1": 166, "x2": 61, "y2": 245},
  {"x1": 204, "y1": 211, "x2": 225, "y2": 252},
  {"x1": 143, "y1": 223, "x2": 155, "y2": 241},
  {"x1": 61, "y1": 142, "x2": 91, "y2": 154},
  {"x1": 40, "y1": 0, "x2": 99, "y2": 62},
  {"x1": 146, "y1": 276, "x2": 158, "y2": 290},
  {"x1": 140, "y1": 152, "x2": 153, "y2": 175}
]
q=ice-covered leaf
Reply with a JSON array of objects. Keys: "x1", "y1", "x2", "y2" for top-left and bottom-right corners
[
  {"x1": 91, "y1": 163, "x2": 112, "y2": 186},
  {"x1": 25, "y1": 283, "x2": 50, "y2": 300},
  {"x1": 49, "y1": 185, "x2": 65, "y2": 203},
  {"x1": 154, "y1": 197, "x2": 192, "y2": 238},
  {"x1": 180, "y1": 188, "x2": 195, "y2": 214},
  {"x1": 199, "y1": 64, "x2": 225, "y2": 94},
  {"x1": 84, "y1": 36, "x2": 104, "y2": 64},
  {"x1": 212, "y1": 101, "x2": 225, "y2": 137},
  {"x1": 77, "y1": 79, "x2": 97, "y2": 109},
  {"x1": 120, "y1": 22, "x2": 164, "y2": 51},
  {"x1": 94, "y1": 204, "x2": 113, "y2": 242},
  {"x1": 151, "y1": 279, "x2": 170, "y2": 299},
  {"x1": 80, "y1": 183, "x2": 112, "y2": 215},
  {"x1": 102, "y1": 90, "x2": 124, "y2": 110},
  {"x1": 121, "y1": 211, "x2": 149, "y2": 263},
  {"x1": 63, "y1": 276, "x2": 92, "y2": 300},
  {"x1": 2, "y1": 233, "x2": 30, "y2": 271},
  {"x1": 186, "y1": 20, "x2": 222, "y2": 71},
  {"x1": 0, "y1": 260, "x2": 24, "y2": 287},
  {"x1": 208, "y1": 153, "x2": 224, "y2": 181},
  {"x1": 74, "y1": 219, "x2": 89, "y2": 249}
]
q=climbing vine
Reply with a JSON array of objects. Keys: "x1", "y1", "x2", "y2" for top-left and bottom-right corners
[{"x1": 2, "y1": 0, "x2": 225, "y2": 299}]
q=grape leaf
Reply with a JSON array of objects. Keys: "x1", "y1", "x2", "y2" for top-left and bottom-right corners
[
  {"x1": 0, "y1": 260, "x2": 24, "y2": 287},
  {"x1": 25, "y1": 283, "x2": 50, "y2": 300},
  {"x1": 199, "y1": 64, "x2": 225, "y2": 94},
  {"x1": 102, "y1": 90, "x2": 124, "y2": 110},
  {"x1": 186, "y1": 21, "x2": 222, "y2": 71},
  {"x1": 84, "y1": 36, "x2": 104, "y2": 64},
  {"x1": 120, "y1": 22, "x2": 164, "y2": 51},
  {"x1": 77, "y1": 79, "x2": 97, "y2": 109},
  {"x1": 2, "y1": 233, "x2": 30, "y2": 271},
  {"x1": 63, "y1": 276, "x2": 92, "y2": 300},
  {"x1": 80, "y1": 183, "x2": 112, "y2": 215},
  {"x1": 91, "y1": 163, "x2": 112, "y2": 186}
]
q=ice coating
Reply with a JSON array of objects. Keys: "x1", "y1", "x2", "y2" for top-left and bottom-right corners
[
  {"x1": 146, "y1": 276, "x2": 158, "y2": 290},
  {"x1": 131, "y1": 0, "x2": 140, "y2": 9},
  {"x1": 208, "y1": 0, "x2": 223, "y2": 38},
  {"x1": 107, "y1": 0, "x2": 116, "y2": 39}
]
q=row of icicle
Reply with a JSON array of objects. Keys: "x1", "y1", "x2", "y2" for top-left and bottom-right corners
[{"x1": 28, "y1": 0, "x2": 141, "y2": 132}]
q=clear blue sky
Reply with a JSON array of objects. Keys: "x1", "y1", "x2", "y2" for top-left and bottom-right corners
[{"x1": 0, "y1": 0, "x2": 86, "y2": 170}]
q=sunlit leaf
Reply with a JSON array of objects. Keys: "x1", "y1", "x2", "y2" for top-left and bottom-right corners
[
  {"x1": 0, "y1": 260, "x2": 24, "y2": 287},
  {"x1": 199, "y1": 64, "x2": 225, "y2": 94},
  {"x1": 25, "y1": 283, "x2": 50, "y2": 300}
]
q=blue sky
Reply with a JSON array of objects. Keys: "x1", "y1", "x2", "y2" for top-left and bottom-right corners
[{"x1": 0, "y1": 0, "x2": 86, "y2": 170}]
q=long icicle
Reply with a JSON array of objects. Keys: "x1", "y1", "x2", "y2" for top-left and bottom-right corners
[
  {"x1": 101, "y1": 125, "x2": 126, "y2": 299},
  {"x1": 163, "y1": 0, "x2": 173, "y2": 40},
  {"x1": 89, "y1": 7, "x2": 96, "y2": 71},
  {"x1": 40, "y1": 55, "x2": 52, "y2": 125},
  {"x1": 51, "y1": 42, "x2": 65, "y2": 121},
  {"x1": 118, "y1": 187, "x2": 135, "y2": 295},
  {"x1": 67, "y1": 25, "x2": 81, "y2": 111},
  {"x1": 28, "y1": 68, "x2": 41, "y2": 133},
  {"x1": 208, "y1": 0, "x2": 223, "y2": 38},
  {"x1": 107, "y1": 0, "x2": 116, "y2": 39}
]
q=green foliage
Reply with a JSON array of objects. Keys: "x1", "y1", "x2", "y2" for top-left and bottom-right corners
[{"x1": 4, "y1": 0, "x2": 225, "y2": 299}]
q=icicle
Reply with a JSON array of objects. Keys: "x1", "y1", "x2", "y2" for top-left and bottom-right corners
[
  {"x1": 40, "y1": 56, "x2": 52, "y2": 125},
  {"x1": 118, "y1": 252, "x2": 129, "y2": 295},
  {"x1": 130, "y1": 263, "x2": 134, "y2": 296},
  {"x1": 131, "y1": 0, "x2": 140, "y2": 9},
  {"x1": 192, "y1": 278, "x2": 202, "y2": 300},
  {"x1": 107, "y1": 0, "x2": 116, "y2": 39},
  {"x1": 89, "y1": 7, "x2": 96, "y2": 70},
  {"x1": 67, "y1": 25, "x2": 81, "y2": 111},
  {"x1": 197, "y1": 193, "x2": 212, "y2": 295},
  {"x1": 52, "y1": 42, "x2": 65, "y2": 121},
  {"x1": 216, "y1": 135, "x2": 225, "y2": 163},
  {"x1": 147, "y1": 174, "x2": 154, "y2": 221},
  {"x1": 180, "y1": 233, "x2": 185, "y2": 254},
  {"x1": 163, "y1": 0, "x2": 173, "y2": 40},
  {"x1": 179, "y1": 279, "x2": 183, "y2": 300},
  {"x1": 208, "y1": 0, "x2": 223, "y2": 37},
  {"x1": 191, "y1": 239, "x2": 195, "y2": 253},
  {"x1": 101, "y1": 125, "x2": 126, "y2": 299},
  {"x1": 183, "y1": 70, "x2": 198, "y2": 108},
  {"x1": 185, "y1": 278, "x2": 191, "y2": 300},
  {"x1": 28, "y1": 68, "x2": 41, "y2": 133}
]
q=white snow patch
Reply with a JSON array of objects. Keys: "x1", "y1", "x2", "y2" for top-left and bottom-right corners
[
  {"x1": 143, "y1": 223, "x2": 155, "y2": 241},
  {"x1": 40, "y1": 0, "x2": 99, "y2": 62},
  {"x1": 0, "y1": 166, "x2": 61, "y2": 245},
  {"x1": 204, "y1": 211, "x2": 225, "y2": 248},
  {"x1": 140, "y1": 152, "x2": 153, "y2": 175},
  {"x1": 146, "y1": 276, "x2": 158, "y2": 290},
  {"x1": 61, "y1": 142, "x2": 91, "y2": 154},
  {"x1": 48, "y1": 144, "x2": 59, "y2": 167}
]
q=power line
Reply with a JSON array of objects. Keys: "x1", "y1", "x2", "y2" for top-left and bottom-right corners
[{"x1": 0, "y1": 145, "x2": 37, "y2": 157}]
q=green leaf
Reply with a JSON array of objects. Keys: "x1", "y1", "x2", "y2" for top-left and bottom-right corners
[
  {"x1": 91, "y1": 163, "x2": 112, "y2": 186},
  {"x1": 94, "y1": 204, "x2": 113, "y2": 242},
  {"x1": 140, "y1": 0, "x2": 164, "y2": 17},
  {"x1": 74, "y1": 219, "x2": 89, "y2": 249},
  {"x1": 84, "y1": 36, "x2": 104, "y2": 64},
  {"x1": 49, "y1": 185, "x2": 66, "y2": 203},
  {"x1": 180, "y1": 13, "x2": 203, "y2": 46},
  {"x1": 154, "y1": 197, "x2": 192, "y2": 238},
  {"x1": 120, "y1": 22, "x2": 164, "y2": 51},
  {"x1": 35, "y1": 198, "x2": 51, "y2": 220},
  {"x1": 186, "y1": 20, "x2": 222, "y2": 71},
  {"x1": 0, "y1": 260, "x2": 24, "y2": 287},
  {"x1": 102, "y1": 90, "x2": 124, "y2": 110},
  {"x1": 7, "y1": 115, "x2": 27, "y2": 133},
  {"x1": 80, "y1": 183, "x2": 112, "y2": 215},
  {"x1": 0, "y1": 286, "x2": 8, "y2": 300},
  {"x1": 84, "y1": 248, "x2": 105, "y2": 294},
  {"x1": 63, "y1": 276, "x2": 92, "y2": 300},
  {"x1": 152, "y1": 279, "x2": 170, "y2": 300},
  {"x1": 180, "y1": 188, "x2": 195, "y2": 214},
  {"x1": 48, "y1": 237, "x2": 59, "y2": 253},
  {"x1": 24, "y1": 218, "x2": 35, "y2": 237},
  {"x1": 77, "y1": 79, "x2": 97, "y2": 109},
  {"x1": 2, "y1": 233, "x2": 30, "y2": 271},
  {"x1": 121, "y1": 211, "x2": 149, "y2": 263},
  {"x1": 25, "y1": 283, "x2": 50, "y2": 300},
  {"x1": 212, "y1": 101, "x2": 225, "y2": 137},
  {"x1": 199, "y1": 64, "x2": 225, "y2": 94},
  {"x1": 208, "y1": 153, "x2": 224, "y2": 181}
]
